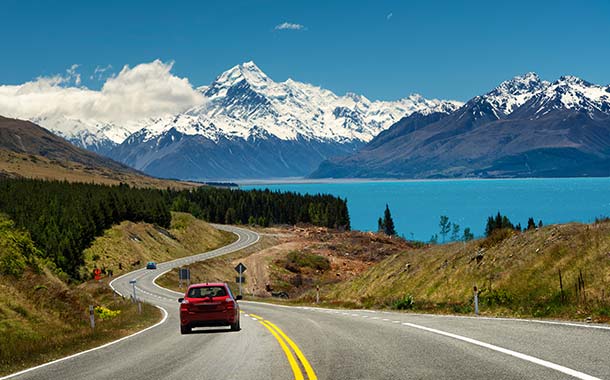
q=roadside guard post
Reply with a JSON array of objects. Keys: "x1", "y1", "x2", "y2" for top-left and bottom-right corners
[
  {"x1": 89, "y1": 305, "x2": 95, "y2": 330},
  {"x1": 130, "y1": 279, "x2": 137, "y2": 302},
  {"x1": 235, "y1": 262, "x2": 247, "y2": 297},
  {"x1": 179, "y1": 268, "x2": 190, "y2": 288},
  {"x1": 474, "y1": 285, "x2": 479, "y2": 316}
]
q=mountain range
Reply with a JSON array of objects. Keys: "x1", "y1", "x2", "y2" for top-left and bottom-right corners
[
  {"x1": 9, "y1": 64, "x2": 610, "y2": 180},
  {"x1": 311, "y1": 73, "x2": 610, "y2": 179},
  {"x1": 31, "y1": 62, "x2": 462, "y2": 179}
]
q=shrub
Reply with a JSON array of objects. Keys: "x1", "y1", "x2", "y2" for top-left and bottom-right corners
[
  {"x1": 480, "y1": 289, "x2": 513, "y2": 307},
  {"x1": 392, "y1": 294, "x2": 415, "y2": 310},
  {"x1": 285, "y1": 251, "x2": 330, "y2": 272},
  {"x1": 94, "y1": 306, "x2": 121, "y2": 320}
]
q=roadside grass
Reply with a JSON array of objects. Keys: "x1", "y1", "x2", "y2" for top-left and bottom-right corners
[
  {"x1": 80, "y1": 212, "x2": 235, "y2": 279},
  {"x1": 0, "y1": 269, "x2": 160, "y2": 376},
  {"x1": 156, "y1": 234, "x2": 279, "y2": 296},
  {"x1": 321, "y1": 222, "x2": 610, "y2": 322}
]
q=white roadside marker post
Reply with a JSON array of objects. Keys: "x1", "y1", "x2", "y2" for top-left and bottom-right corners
[
  {"x1": 316, "y1": 285, "x2": 320, "y2": 304},
  {"x1": 130, "y1": 279, "x2": 137, "y2": 303},
  {"x1": 474, "y1": 285, "x2": 479, "y2": 316},
  {"x1": 89, "y1": 305, "x2": 95, "y2": 330}
]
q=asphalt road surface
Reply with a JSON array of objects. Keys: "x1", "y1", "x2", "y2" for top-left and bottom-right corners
[{"x1": 4, "y1": 225, "x2": 610, "y2": 380}]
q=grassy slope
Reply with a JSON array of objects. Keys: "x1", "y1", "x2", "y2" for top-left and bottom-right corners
[
  {"x1": 326, "y1": 223, "x2": 610, "y2": 321},
  {"x1": 0, "y1": 216, "x2": 160, "y2": 376},
  {"x1": 81, "y1": 212, "x2": 236, "y2": 278},
  {"x1": 0, "y1": 149, "x2": 198, "y2": 190},
  {"x1": 1, "y1": 212, "x2": 235, "y2": 376},
  {"x1": 157, "y1": 223, "x2": 610, "y2": 323}
]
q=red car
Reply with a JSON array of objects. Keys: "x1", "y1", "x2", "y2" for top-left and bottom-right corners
[{"x1": 178, "y1": 282, "x2": 241, "y2": 334}]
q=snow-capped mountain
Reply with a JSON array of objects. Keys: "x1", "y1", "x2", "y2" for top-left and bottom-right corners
[
  {"x1": 311, "y1": 73, "x2": 610, "y2": 179},
  {"x1": 483, "y1": 72, "x2": 550, "y2": 115},
  {"x1": 520, "y1": 76, "x2": 610, "y2": 118},
  {"x1": 131, "y1": 61, "x2": 462, "y2": 145},
  {"x1": 29, "y1": 116, "x2": 118, "y2": 155},
  {"x1": 106, "y1": 62, "x2": 462, "y2": 179}
]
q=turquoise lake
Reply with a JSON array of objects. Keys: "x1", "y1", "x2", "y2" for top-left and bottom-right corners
[{"x1": 242, "y1": 178, "x2": 610, "y2": 241}]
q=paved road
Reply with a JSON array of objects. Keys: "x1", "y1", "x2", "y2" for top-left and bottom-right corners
[{"x1": 5, "y1": 225, "x2": 610, "y2": 380}]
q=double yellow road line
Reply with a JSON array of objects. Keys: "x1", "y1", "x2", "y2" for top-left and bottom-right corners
[{"x1": 247, "y1": 313, "x2": 317, "y2": 380}]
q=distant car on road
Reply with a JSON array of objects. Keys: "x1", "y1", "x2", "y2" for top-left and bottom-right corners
[
  {"x1": 145, "y1": 261, "x2": 157, "y2": 270},
  {"x1": 178, "y1": 282, "x2": 241, "y2": 334}
]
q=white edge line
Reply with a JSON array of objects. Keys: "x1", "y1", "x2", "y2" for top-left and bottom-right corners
[
  {"x1": 152, "y1": 269, "x2": 183, "y2": 296},
  {"x1": 401, "y1": 322, "x2": 601, "y2": 380},
  {"x1": 0, "y1": 306, "x2": 168, "y2": 380},
  {"x1": 242, "y1": 301, "x2": 610, "y2": 332},
  {"x1": 241, "y1": 300, "x2": 601, "y2": 379}
]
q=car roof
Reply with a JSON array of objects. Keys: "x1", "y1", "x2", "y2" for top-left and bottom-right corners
[{"x1": 187, "y1": 282, "x2": 227, "y2": 289}]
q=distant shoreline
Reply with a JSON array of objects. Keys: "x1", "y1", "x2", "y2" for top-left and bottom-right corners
[{"x1": 233, "y1": 176, "x2": 608, "y2": 187}]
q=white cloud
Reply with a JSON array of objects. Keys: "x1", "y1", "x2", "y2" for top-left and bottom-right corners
[
  {"x1": 275, "y1": 22, "x2": 306, "y2": 31},
  {"x1": 66, "y1": 64, "x2": 82, "y2": 86},
  {"x1": 91, "y1": 64, "x2": 113, "y2": 81},
  {"x1": 0, "y1": 60, "x2": 204, "y2": 123}
]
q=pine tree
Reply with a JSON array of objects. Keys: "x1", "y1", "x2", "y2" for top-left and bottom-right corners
[
  {"x1": 382, "y1": 204, "x2": 396, "y2": 236},
  {"x1": 451, "y1": 223, "x2": 460, "y2": 241},
  {"x1": 439, "y1": 215, "x2": 450, "y2": 242},
  {"x1": 462, "y1": 227, "x2": 474, "y2": 241}
]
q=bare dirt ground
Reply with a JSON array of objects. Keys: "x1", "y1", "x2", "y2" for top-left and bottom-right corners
[{"x1": 233, "y1": 226, "x2": 413, "y2": 299}]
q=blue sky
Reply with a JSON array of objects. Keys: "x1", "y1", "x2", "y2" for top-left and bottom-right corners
[{"x1": 2, "y1": 0, "x2": 609, "y2": 101}]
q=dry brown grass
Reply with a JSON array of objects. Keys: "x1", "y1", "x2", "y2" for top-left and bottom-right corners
[
  {"x1": 0, "y1": 149, "x2": 198, "y2": 190},
  {"x1": 81, "y1": 212, "x2": 236, "y2": 279},
  {"x1": 158, "y1": 226, "x2": 412, "y2": 300},
  {"x1": 325, "y1": 223, "x2": 610, "y2": 322},
  {"x1": 157, "y1": 234, "x2": 281, "y2": 296},
  {"x1": 155, "y1": 223, "x2": 610, "y2": 323},
  {"x1": 0, "y1": 267, "x2": 160, "y2": 376}
]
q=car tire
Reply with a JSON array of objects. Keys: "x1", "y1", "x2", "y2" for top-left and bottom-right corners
[
  {"x1": 230, "y1": 319, "x2": 241, "y2": 331},
  {"x1": 180, "y1": 325, "x2": 191, "y2": 334}
]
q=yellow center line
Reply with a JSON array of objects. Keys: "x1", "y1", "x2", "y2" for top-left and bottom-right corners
[
  {"x1": 247, "y1": 312, "x2": 317, "y2": 380},
  {"x1": 259, "y1": 319, "x2": 305, "y2": 380},
  {"x1": 264, "y1": 320, "x2": 318, "y2": 380}
]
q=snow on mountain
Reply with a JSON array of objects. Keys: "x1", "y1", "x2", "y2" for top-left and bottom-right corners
[
  {"x1": 138, "y1": 61, "x2": 463, "y2": 144},
  {"x1": 17, "y1": 61, "x2": 461, "y2": 153},
  {"x1": 482, "y1": 72, "x2": 550, "y2": 116},
  {"x1": 526, "y1": 76, "x2": 610, "y2": 117}
]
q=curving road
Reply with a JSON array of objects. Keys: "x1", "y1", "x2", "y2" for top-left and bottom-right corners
[{"x1": 4, "y1": 225, "x2": 610, "y2": 380}]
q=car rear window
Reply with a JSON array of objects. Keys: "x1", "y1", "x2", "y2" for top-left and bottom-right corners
[{"x1": 187, "y1": 286, "x2": 227, "y2": 298}]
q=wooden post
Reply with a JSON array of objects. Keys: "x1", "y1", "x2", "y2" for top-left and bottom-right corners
[
  {"x1": 558, "y1": 269, "x2": 564, "y2": 303},
  {"x1": 580, "y1": 269, "x2": 586, "y2": 303}
]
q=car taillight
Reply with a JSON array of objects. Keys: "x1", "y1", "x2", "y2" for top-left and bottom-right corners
[
  {"x1": 225, "y1": 299, "x2": 235, "y2": 309},
  {"x1": 180, "y1": 299, "x2": 190, "y2": 311}
]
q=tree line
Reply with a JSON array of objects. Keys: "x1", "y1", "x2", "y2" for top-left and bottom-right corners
[
  {"x1": 167, "y1": 187, "x2": 350, "y2": 229},
  {"x1": 0, "y1": 179, "x2": 350, "y2": 280},
  {"x1": 485, "y1": 212, "x2": 543, "y2": 236}
]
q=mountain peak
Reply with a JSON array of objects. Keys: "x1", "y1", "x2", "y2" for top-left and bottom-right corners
[
  {"x1": 483, "y1": 72, "x2": 550, "y2": 115},
  {"x1": 556, "y1": 75, "x2": 591, "y2": 87},
  {"x1": 214, "y1": 61, "x2": 272, "y2": 89},
  {"x1": 527, "y1": 74, "x2": 610, "y2": 116}
]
